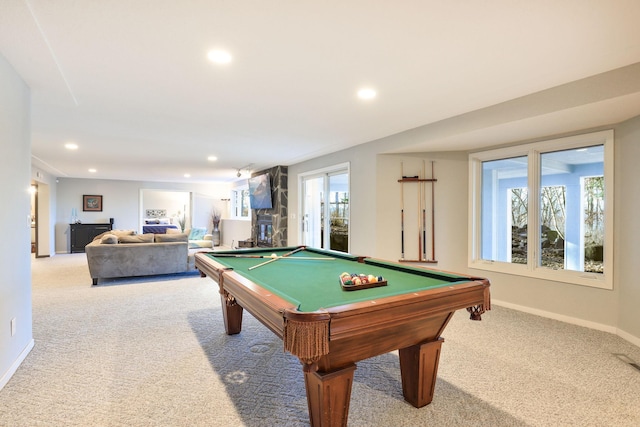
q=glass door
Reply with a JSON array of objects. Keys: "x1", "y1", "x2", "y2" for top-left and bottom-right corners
[
  {"x1": 301, "y1": 165, "x2": 349, "y2": 252},
  {"x1": 328, "y1": 172, "x2": 349, "y2": 251},
  {"x1": 302, "y1": 176, "x2": 323, "y2": 248}
]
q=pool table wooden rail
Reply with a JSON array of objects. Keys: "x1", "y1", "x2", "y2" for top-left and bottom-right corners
[{"x1": 316, "y1": 280, "x2": 488, "y2": 369}]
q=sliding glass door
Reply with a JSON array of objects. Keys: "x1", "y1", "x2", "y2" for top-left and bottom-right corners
[{"x1": 301, "y1": 165, "x2": 349, "y2": 252}]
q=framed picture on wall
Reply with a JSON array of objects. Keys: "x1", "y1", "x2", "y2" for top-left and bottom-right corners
[{"x1": 83, "y1": 195, "x2": 103, "y2": 212}]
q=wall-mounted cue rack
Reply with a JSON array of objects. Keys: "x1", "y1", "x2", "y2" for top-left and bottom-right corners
[{"x1": 398, "y1": 160, "x2": 437, "y2": 263}]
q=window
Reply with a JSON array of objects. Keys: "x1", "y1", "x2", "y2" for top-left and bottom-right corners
[
  {"x1": 469, "y1": 130, "x2": 613, "y2": 289},
  {"x1": 231, "y1": 186, "x2": 249, "y2": 219}
]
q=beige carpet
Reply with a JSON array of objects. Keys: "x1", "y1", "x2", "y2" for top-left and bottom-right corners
[{"x1": 1, "y1": 253, "x2": 639, "y2": 426}]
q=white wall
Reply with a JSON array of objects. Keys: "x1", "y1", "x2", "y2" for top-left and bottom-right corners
[
  {"x1": 192, "y1": 192, "x2": 226, "y2": 232},
  {"x1": 0, "y1": 54, "x2": 34, "y2": 389},
  {"x1": 55, "y1": 178, "x2": 231, "y2": 253},
  {"x1": 615, "y1": 115, "x2": 640, "y2": 341},
  {"x1": 375, "y1": 152, "x2": 470, "y2": 273},
  {"x1": 220, "y1": 219, "x2": 252, "y2": 248}
]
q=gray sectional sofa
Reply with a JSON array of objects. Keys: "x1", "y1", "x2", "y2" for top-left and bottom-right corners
[{"x1": 85, "y1": 230, "x2": 209, "y2": 285}]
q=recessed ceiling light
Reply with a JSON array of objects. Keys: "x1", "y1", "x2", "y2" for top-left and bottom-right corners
[
  {"x1": 207, "y1": 156, "x2": 218, "y2": 162},
  {"x1": 207, "y1": 49, "x2": 232, "y2": 64},
  {"x1": 184, "y1": 173, "x2": 191, "y2": 178},
  {"x1": 88, "y1": 168, "x2": 97, "y2": 173},
  {"x1": 357, "y1": 88, "x2": 377, "y2": 100},
  {"x1": 65, "y1": 143, "x2": 78, "y2": 150}
]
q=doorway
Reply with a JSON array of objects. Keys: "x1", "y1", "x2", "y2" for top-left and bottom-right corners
[
  {"x1": 30, "y1": 180, "x2": 51, "y2": 257},
  {"x1": 30, "y1": 184, "x2": 37, "y2": 254},
  {"x1": 139, "y1": 189, "x2": 191, "y2": 232}
]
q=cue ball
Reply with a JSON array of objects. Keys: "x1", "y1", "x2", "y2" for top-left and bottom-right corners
[{"x1": 270, "y1": 253, "x2": 277, "y2": 258}]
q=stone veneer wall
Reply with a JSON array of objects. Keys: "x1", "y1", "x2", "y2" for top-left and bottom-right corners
[{"x1": 252, "y1": 166, "x2": 288, "y2": 247}]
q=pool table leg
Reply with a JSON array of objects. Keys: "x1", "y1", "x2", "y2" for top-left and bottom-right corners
[
  {"x1": 220, "y1": 291, "x2": 243, "y2": 335},
  {"x1": 398, "y1": 337, "x2": 444, "y2": 407},
  {"x1": 303, "y1": 363, "x2": 356, "y2": 427}
]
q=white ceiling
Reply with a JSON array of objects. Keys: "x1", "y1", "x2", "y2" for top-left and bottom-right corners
[{"x1": 2, "y1": 0, "x2": 640, "y2": 183}]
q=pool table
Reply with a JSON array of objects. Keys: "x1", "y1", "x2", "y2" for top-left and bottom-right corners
[{"x1": 195, "y1": 246, "x2": 490, "y2": 427}]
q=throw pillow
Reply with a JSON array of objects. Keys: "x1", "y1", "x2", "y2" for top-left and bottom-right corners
[
  {"x1": 119, "y1": 234, "x2": 154, "y2": 243},
  {"x1": 111, "y1": 229, "x2": 136, "y2": 238},
  {"x1": 188, "y1": 227, "x2": 207, "y2": 240},
  {"x1": 93, "y1": 231, "x2": 110, "y2": 241},
  {"x1": 94, "y1": 229, "x2": 135, "y2": 242},
  {"x1": 154, "y1": 233, "x2": 188, "y2": 243},
  {"x1": 100, "y1": 234, "x2": 118, "y2": 244}
]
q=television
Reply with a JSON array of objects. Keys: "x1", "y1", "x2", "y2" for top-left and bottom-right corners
[{"x1": 248, "y1": 173, "x2": 273, "y2": 209}]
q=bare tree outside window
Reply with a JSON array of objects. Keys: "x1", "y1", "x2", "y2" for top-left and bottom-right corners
[
  {"x1": 583, "y1": 176, "x2": 604, "y2": 273},
  {"x1": 539, "y1": 186, "x2": 566, "y2": 270},
  {"x1": 510, "y1": 179, "x2": 603, "y2": 273},
  {"x1": 510, "y1": 188, "x2": 527, "y2": 264}
]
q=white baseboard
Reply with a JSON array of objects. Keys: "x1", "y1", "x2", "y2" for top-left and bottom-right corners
[
  {"x1": 616, "y1": 328, "x2": 640, "y2": 348},
  {"x1": 493, "y1": 299, "x2": 640, "y2": 347},
  {"x1": 492, "y1": 299, "x2": 617, "y2": 332},
  {"x1": 0, "y1": 339, "x2": 34, "y2": 391}
]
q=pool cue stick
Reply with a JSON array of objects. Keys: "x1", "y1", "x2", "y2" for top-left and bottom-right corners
[
  {"x1": 213, "y1": 254, "x2": 267, "y2": 258},
  {"x1": 431, "y1": 160, "x2": 436, "y2": 261},
  {"x1": 422, "y1": 160, "x2": 427, "y2": 261},
  {"x1": 215, "y1": 254, "x2": 335, "y2": 260},
  {"x1": 400, "y1": 162, "x2": 405, "y2": 260},
  {"x1": 417, "y1": 228, "x2": 421, "y2": 261},
  {"x1": 248, "y1": 246, "x2": 305, "y2": 270},
  {"x1": 417, "y1": 168, "x2": 422, "y2": 261}
]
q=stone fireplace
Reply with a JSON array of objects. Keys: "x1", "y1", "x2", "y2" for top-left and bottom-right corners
[{"x1": 252, "y1": 166, "x2": 287, "y2": 247}]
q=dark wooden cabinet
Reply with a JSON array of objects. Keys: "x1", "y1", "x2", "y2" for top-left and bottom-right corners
[{"x1": 70, "y1": 223, "x2": 112, "y2": 253}]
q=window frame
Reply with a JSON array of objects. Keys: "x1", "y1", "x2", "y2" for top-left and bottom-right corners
[
  {"x1": 468, "y1": 130, "x2": 614, "y2": 290},
  {"x1": 230, "y1": 183, "x2": 250, "y2": 220}
]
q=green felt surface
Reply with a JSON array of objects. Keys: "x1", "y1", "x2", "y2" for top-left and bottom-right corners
[{"x1": 205, "y1": 247, "x2": 473, "y2": 312}]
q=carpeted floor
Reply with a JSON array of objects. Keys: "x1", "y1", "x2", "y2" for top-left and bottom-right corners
[{"x1": 1, "y1": 253, "x2": 639, "y2": 426}]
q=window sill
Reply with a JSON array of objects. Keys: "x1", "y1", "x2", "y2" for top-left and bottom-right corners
[{"x1": 469, "y1": 260, "x2": 612, "y2": 290}]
